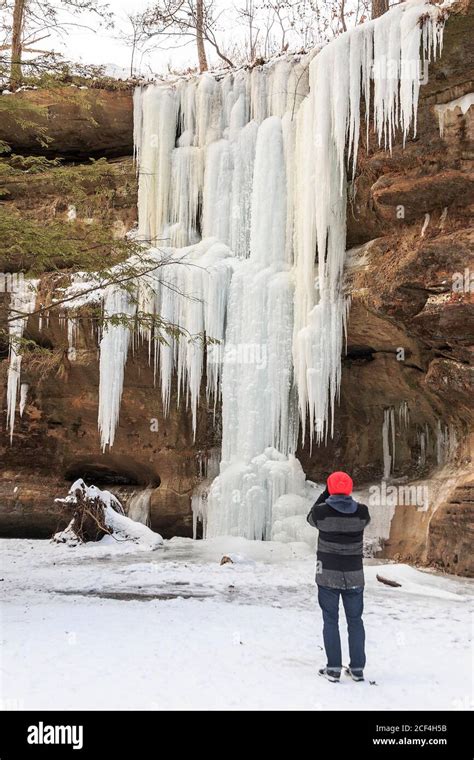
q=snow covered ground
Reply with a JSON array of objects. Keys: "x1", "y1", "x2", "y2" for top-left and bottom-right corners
[{"x1": 0, "y1": 537, "x2": 472, "y2": 711}]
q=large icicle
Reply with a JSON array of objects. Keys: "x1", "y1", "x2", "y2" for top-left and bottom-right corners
[
  {"x1": 293, "y1": 0, "x2": 446, "y2": 446},
  {"x1": 98, "y1": 284, "x2": 136, "y2": 451},
  {"x1": 95, "y1": 241, "x2": 235, "y2": 450}
]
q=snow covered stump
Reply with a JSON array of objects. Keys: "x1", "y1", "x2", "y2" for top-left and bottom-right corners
[{"x1": 53, "y1": 479, "x2": 163, "y2": 550}]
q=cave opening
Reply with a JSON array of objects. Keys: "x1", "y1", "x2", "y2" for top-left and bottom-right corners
[
  {"x1": 64, "y1": 459, "x2": 161, "y2": 488},
  {"x1": 344, "y1": 345, "x2": 376, "y2": 363}
]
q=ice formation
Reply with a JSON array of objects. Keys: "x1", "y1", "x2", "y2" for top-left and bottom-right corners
[
  {"x1": 382, "y1": 407, "x2": 396, "y2": 480},
  {"x1": 436, "y1": 419, "x2": 457, "y2": 465},
  {"x1": 7, "y1": 279, "x2": 39, "y2": 442},
  {"x1": 292, "y1": 1, "x2": 444, "y2": 446},
  {"x1": 434, "y1": 92, "x2": 474, "y2": 137},
  {"x1": 398, "y1": 401, "x2": 410, "y2": 428},
  {"x1": 127, "y1": 487, "x2": 154, "y2": 526},
  {"x1": 19, "y1": 383, "x2": 29, "y2": 417},
  {"x1": 41, "y1": 2, "x2": 448, "y2": 539},
  {"x1": 418, "y1": 424, "x2": 429, "y2": 467}
]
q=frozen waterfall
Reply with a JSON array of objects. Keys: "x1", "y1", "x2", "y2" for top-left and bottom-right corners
[{"x1": 56, "y1": 1, "x2": 447, "y2": 539}]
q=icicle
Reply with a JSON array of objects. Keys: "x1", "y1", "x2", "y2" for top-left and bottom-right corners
[
  {"x1": 136, "y1": 85, "x2": 179, "y2": 244},
  {"x1": 19, "y1": 383, "x2": 28, "y2": 417},
  {"x1": 67, "y1": 317, "x2": 78, "y2": 361},
  {"x1": 202, "y1": 139, "x2": 233, "y2": 244},
  {"x1": 7, "y1": 279, "x2": 39, "y2": 442},
  {"x1": 382, "y1": 406, "x2": 396, "y2": 480},
  {"x1": 398, "y1": 400, "x2": 409, "y2": 428},
  {"x1": 229, "y1": 120, "x2": 258, "y2": 259},
  {"x1": 419, "y1": 428, "x2": 426, "y2": 467},
  {"x1": 292, "y1": 0, "x2": 446, "y2": 446},
  {"x1": 169, "y1": 145, "x2": 204, "y2": 246},
  {"x1": 436, "y1": 419, "x2": 452, "y2": 465},
  {"x1": 382, "y1": 408, "x2": 392, "y2": 480},
  {"x1": 98, "y1": 284, "x2": 136, "y2": 451},
  {"x1": 127, "y1": 487, "x2": 153, "y2": 526},
  {"x1": 390, "y1": 407, "x2": 396, "y2": 469}
]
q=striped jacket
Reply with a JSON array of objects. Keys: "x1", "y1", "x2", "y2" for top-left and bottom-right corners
[{"x1": 307, "y1": 497, "x2": 371, "y2": 589}]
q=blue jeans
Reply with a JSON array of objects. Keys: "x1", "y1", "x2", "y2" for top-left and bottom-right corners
[{"x1": 317, "y1": 586, "x2": 366, "y2": 671}]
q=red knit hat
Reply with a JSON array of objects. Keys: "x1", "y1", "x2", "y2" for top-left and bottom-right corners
[{"x1": 327, "y1": 471, "x2": 353, "y2": 495}]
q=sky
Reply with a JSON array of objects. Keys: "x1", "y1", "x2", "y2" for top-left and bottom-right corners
[
  {"x1": 30, "y1": 0, "x2": 253, "y2": 78},
  {"x1": 3, "y1": 0, "x2": 353, "y2": 79},
  {"x1": 53, "y1": 0, "x2": 192, "y2": 76}
]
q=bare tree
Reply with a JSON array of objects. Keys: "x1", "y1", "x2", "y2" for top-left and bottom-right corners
[
  {"x1": 236, "y1": 0, "x2": 260, "y2": 64},
  {"x1": 140, "y1": 1, "x2": 233, "y2": 72},
  {"x1": 1, "y1": 0, "x2": 112, "y2": 88},
  {"x1": 118, "y1": 11, "x2": 154, "y2": 77},
  {"x1": 196, "y1": 0, "x2": 208, "y2": 72},
  {"x1": 10, "y1": 0, "x2": 24, "y2": 88},
  {"x1": 371, "y1": 0, "x2": 389, "y2": 18},
  {"x1": 256, "y1": 0, "x2": 358, "y2": 56},
  {"x1": 340, "y1": 0, "x2": 347, "y2": 32}
]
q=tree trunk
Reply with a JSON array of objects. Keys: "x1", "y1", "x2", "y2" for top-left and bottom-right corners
[
  {"x1": 340, "y1": 0, "x2": 347, "y2": 33},
  {"x1": 10, "y1": 0, "x2": 26, "y2": 89},
  {"x1": 196, "y1": 0, "x2": 209, "y2": 72},
  {"x1": 372, "y1": 0, "x2": 390, "y2": 19}
]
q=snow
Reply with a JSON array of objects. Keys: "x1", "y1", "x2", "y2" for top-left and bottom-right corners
[
  {"x1": 102, "y1": 508, "x2": 163, "y2": 551},
  {"x1": 67, "y1": 204, "x2": 77, "y2": 222},
  {"x1": 53, "y1": 480, "x2": 163, "y2": 551},
  {"x1": 0, "y1": 538, "x2": 472, "y2": 711}
]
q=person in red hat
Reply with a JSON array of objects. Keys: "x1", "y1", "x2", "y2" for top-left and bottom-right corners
[{"x1": 307, "y1": 471, "x2": 371, "y2": 683}]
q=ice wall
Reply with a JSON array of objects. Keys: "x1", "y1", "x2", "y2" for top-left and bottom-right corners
[{"x1": 54, "y1": 1, "x2": 447, "y2": 540}]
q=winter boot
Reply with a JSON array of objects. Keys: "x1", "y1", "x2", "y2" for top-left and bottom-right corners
[
  {"x1": 318, "y1": 667, "x2": 341, "y2": 683},
  {"x1": 344, "y1": 667, "x2": 364, "y2": 682}
]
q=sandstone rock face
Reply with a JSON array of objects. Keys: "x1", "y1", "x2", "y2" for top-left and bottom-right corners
[
  {"x1": 0, "y1": 87, "x2": 133, "y2": 159},
  {"x1": 427, "y1": 480, "x2": 474, "y2": 577},
  {"x1": 0, "y1": 308, "x2": 220, "y2": 537},
  {"x1": 0, "y1": 7, "x2": 472, "y2": 571},
  {"x1": 0, "y1": 156, "x2": 137, "y2": 234}
]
